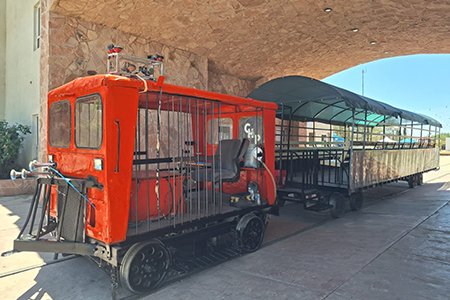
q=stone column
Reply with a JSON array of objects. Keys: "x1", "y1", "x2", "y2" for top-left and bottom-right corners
[{"x1": 38, "y1": 0, "x2": 56, "y2": 161}]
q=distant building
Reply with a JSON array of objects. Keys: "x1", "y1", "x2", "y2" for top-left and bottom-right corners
[{"x1": 0, "y1": 0, "x2": 41, "y2": 164}]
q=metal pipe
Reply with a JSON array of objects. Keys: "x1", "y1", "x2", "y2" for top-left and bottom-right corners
[
  {"x1": 410, "y1": 120, "x2": 413, "y2": 149},
  {"x1": 10, "y1": 169, "x2": 50, "y2": 180},
  {"x1": 202, "y1": 100, "x2": 207, "y2": 220},
  {"x1": 195, "y1": 98, "x2": 200, "y2": 222},
  {"x1": 420, "y1": 123, "x2": 423, "y2": 148},
  {"x1": 438, "y1": 127, "x2": 441, "y2": 149},
  {"x1": 29, "y1": 160, "x2": 56, "y2": 172},
  {"x1": 54, "y1": 184, "x2": 70, "y2": 259},
  {"x1": 278, "y1": 103, "x2": 285, "y2": 185},
  {"x1": 171, "y1": 96, "x2": 175, "y2": 225},
  {"x1": 182, "y1": 97, "x2": 189, "y2": 222},
  {"x1": 188, "y1": 98, "x2": 193, "y2": 218},
  {"x1": 178, "y1": 95, "x2": 182, "y2": 224},
  {"x1": 349, "y1": 108, "x2": 355, "y2": 192},
  {"x1": 156, "y1": 87, "x2": 162, "y2": 228},
  {"x1": 36, "y1": 185, "x2": 51, "y2": 240},
  {"x1": 287, "y1": 107, "x2": 292, "y2": 182},
  {"x1": 17, "y1": 183, "x2": 41, "y2": 238},
  {"x1": 210, "y1": 101, "x2": 214, "y2": 217},
  {"x1": 256, "y1": 108, "x2": 260, "y2": 197},
  {"x1": 261, "y1": 108, "x2": 265, "y2": 203},
  {"x1": 218, "y1": 102, "x2": 223, "y2": 213},
  {"x1": 29, "y1": 184, "x2": 49, "y2": 236},
  {"x1": 74, "y1": 183, "x2": 84, "y2": 242},
  {"x1": 146, "y1": 91, "x2": 150, "y2": 231},
  {"x1": 363, "y1": 110, "x2": 367, "y2": 150},
  {"x1": 133, "y1": 109, "x2": 139, "y2": 235}
]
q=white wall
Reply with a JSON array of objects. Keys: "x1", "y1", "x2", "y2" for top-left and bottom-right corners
[
  {"x1": 446, "y1": 138, "x2": 450, "y2": 151},
  {"x1": 5, "y1": 0, "x2": 41, "y2": 164},
  {"x1": 0, "y1": 0, "x2": 6, "y2": 120}
]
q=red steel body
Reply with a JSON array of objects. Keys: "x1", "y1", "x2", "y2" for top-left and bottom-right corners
[{"x1": 47, "y1": 74, "x2": 277, "y2": 245}]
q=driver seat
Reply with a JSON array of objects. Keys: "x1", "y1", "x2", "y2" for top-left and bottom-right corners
[{"x1": 191, "y1": 138, "x2": 249, "y2": 183}]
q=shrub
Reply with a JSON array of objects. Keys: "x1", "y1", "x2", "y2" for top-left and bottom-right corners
[{"x1": 0, "y1": 121, "x2": 31, "y2": 179}]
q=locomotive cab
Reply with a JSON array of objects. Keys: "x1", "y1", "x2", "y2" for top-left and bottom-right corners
[{"x1": 10, "y1": 50, "x2": 278, "y2": 294}]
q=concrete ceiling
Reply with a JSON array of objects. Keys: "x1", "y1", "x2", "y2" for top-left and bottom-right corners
[{"x1": 51, "y1": 0, "x2": 450, "y2": 81}]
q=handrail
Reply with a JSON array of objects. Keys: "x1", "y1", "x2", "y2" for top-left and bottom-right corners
[{"x1": 114, "y1": 120, "x2": 120, "y2": 172}]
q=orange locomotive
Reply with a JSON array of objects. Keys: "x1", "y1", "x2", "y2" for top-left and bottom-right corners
[{"x1": 10, "y1": 48, "x2": 278, "y2": 294}]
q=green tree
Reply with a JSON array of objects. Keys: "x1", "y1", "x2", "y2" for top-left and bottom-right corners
[{"x1": 0, "y1": 121, "x2": 31, "y2": 179}]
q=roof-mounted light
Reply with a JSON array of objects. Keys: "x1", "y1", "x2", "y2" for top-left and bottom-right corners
[
  {"x1": 148, "y1": 54, "x2": 164, "y2": 62},
  {"x1": 107, "y1": 44, "x2": 123, "y2": 54},
  {"x1": 107, "y1": 46, "x2": 164, "y2": 79}
]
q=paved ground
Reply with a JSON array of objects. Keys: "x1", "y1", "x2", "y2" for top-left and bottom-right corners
[{"x1": 1, "y1": 156, "x2": 450, "y2": 300}]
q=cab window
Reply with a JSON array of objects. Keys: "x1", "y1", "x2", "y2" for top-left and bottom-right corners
[
  {"x1": 49, "y1": 100, "x2": 71, "y2": 148},
  {"x1": 207, "y1": 118, "x2": 233, "y2": 145},
  {"x1": 75, "y1": 94, "x2": 103, "y2": 149}
]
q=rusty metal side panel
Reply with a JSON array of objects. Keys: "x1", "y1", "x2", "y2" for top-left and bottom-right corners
[{"x1": 351, "y1": 148, "x2": 440, "y2": 191}]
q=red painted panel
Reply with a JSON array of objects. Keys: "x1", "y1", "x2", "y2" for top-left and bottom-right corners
[
  {"x1": 129, "y1": 176, "x2": 184, "y2": 223},
  {"x1": 46, "y1": 74, "x2": 277, "y2": 245}
]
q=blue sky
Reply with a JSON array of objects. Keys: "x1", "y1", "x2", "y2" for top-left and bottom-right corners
[{"x1": 322, "y1": 54, "x2": 450, "y2": 134}]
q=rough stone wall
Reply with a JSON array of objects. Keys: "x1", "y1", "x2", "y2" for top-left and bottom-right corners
[
  {"x1": 38, "y1": 8, "x2": 255, "y2": 160},
  {"x1": 208, "y1": 61, "x2": 256, "y2": 97},
  {"x1": 47, "y1": 13, "x2": 208, "y2": 91},
  {"x1": 39, "y1": 10, "x2": 210, "y2": 160},
  {"x1": 39, "y1": 0, "x2": 53, "y2": 161},
  {"x1": 51, "y1": 0, "x2": 450, "y2": 81}
]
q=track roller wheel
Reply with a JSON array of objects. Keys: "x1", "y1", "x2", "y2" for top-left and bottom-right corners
[
  {"x1": 329, "y1": 192, "x2": 345, "y2": 218},
  {"x1": 237, "y1": 213, "x2": 266, "y2": 253},
  {"x1": 408, "y1": 175, "x2": 417, "y2": 188},
  {"x1": 120, "y1": 239, "x2": 171, "y2": 294},
  {"x1": 349, "y1": 190, "x2": 364, "y2": 211}
]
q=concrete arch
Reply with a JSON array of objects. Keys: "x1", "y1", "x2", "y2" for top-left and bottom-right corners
[
  {"x1": 50, "y1": 0, "x2": 450, "y2": 80},
  {"x1": 10, "y1": 0, "x2": 446, "y2": 162}
]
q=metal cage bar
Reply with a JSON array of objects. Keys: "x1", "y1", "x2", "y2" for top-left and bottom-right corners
[{"x1": 128, "y1": 91, "x2": 266, "y2": 237}]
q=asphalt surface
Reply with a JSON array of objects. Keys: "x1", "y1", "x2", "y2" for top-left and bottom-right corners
[{"x1": 1, "y1": 156, "x2": 450, "y2": 300}]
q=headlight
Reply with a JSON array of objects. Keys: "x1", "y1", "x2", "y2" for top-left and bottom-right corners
[{"x1": 94, "y1": 158, "x2": 103, "y2": 171}]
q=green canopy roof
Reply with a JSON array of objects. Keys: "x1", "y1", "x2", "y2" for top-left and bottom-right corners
[{"x1": 247, "y1": 76, "x2": 442, "y2": 128}]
